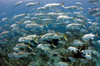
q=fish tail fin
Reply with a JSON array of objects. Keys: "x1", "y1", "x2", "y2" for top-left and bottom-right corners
[
  {"x1": 73, "y1": 16, "x2": 76, "y2": 20},
  {"x1": 40, "y1": 25, "x2": 43, "y2": 28},
  {"x1": 60, "y1": 2, "x2": 65, "y2": 6},
  {"x1": 46, "y1": 25, "x2": 48, "y2": 28},
  {"x1": 82, "y1": 24, "x2": 86, "y2": 28},
  {"x1": 96, "y1": 33, "x2": 100, "y2": 38},
  {"x1": 45, "y1": 23, "x2": 49, "y2": 28},
  {"x1": 38, "y1": 1, "x2": 40, "y2": 5},
  {"x1": 27, "y1": 45, "x2": 32, "y2": 49},
  {"x1": 51, "y1": 42, "x2": 56, "y2": 48},
  {"x1": 33, "y1": 37, "x2": 38, "y2": 43},
  {"x1": 34, "y1": 40, "x2": 38, "y2": 43}
]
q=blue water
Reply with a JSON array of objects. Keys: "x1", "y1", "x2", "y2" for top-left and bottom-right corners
[{"x1": 0, "y1": 0, "x2": 100, "y2": 20}]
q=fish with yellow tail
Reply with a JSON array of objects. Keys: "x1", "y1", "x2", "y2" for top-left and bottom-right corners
[
  {"x1": 51, "y1": 41, "x2": 56, "y2": 48},
  {"x1": 96, "y1": 32, "x2": 100, "y2": 38},
  {"x1": 50, "y1": 39, "x2": 56, "y2": 48},
  {"x1": 60, "y1": 2, "x2": 65, "y2": 6},
  {"x1": 45, "y1": 22, "x2": 49, "y2": 28},
  {"x1": 63, "y1": 34, "x2": 67, "y2": 41},
  {"x1": 27, "y1": 44, "x2": 32, "y2": 50},
  {"x1": 56, "y1": 32, "x2": 61, "y2": 41},
  {"x1": 33, "y1": 36, "x2": 38, "y2": 43}
]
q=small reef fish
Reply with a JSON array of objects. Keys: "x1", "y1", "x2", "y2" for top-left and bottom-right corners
[{"x1": 15, "y1": 1, "x2": 23, "y2": 7}]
